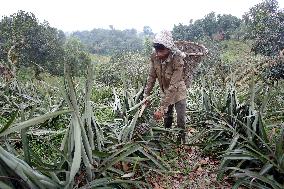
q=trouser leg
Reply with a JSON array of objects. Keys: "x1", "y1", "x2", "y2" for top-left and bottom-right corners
[
  {"x1": 175, "y1": 99, "x2": 187, "y2": 144},
  {"x1": 164, "y1": 104, "x2": 174, "y2": 129}
]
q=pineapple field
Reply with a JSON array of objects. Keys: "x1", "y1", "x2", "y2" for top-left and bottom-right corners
[{"x1": 0, "y1": 0, "x2": 284, "y2": 188}]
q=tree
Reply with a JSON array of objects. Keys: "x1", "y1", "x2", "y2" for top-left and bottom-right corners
[
  {"x1": 245, "y1": 0, "x2": 284, "y2": 56},
  {"x1": 0, "y1": 10, "x2": 66, "y2": 75},
  {"x1": 172, "y1": 12, "x2": 241, "y2": 41},
  {"x1": 217, "y1": 14, "x2": 242, "y2": 39},
  {"x1": 202, "y1": 12, "x2": 218, "y2": 37},
  {"x1": 143, "y1": 26, "x2": 154, "y2": 36},
  {"x1": 172, "y1": 24, "x2": 190, "y2": 40},
  {"x1": 72, "y1": 28, "x2": 144, "y2": 55},
  {"x1": 64, "y1": 37, "x2": 91, "y2": 76}
]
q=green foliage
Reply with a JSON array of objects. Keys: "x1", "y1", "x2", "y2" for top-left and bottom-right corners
[
  {"x1": 172, "y1": 12, "x2": 241, "y2": 41},
  {"x1": 92, "y1": 84, "x2": 113, "y2": 104},
  {"x1": 266, "y1": 57, "x2": 284, "y2": 80},
  {"x1": 0, "y1": 61, "x2": 172, "y2": 188},
  {"x1": 0, "y1": 10, "x2": 66, "y2": 76},
  {"x1": 219, "y1": 40, "x2": 251, "y2": 64},
  {"x1": 89, "y1": 53, "x2": 110, "y2": 64},
  {"x1": 61, "y1": 62, "x2": 171, "y2": 187},
  {"x1": 217, "y1": 14, "x2": 242, "y2": 39},
  {"x1": 244, "y1": 0, "x2": 284, "y2": 56},
  {"x1": 64, "y1": 37, "x2": 91, "y2": 76},
  {"x1": 143, "y1": 37, "x2": 154, "y2": 56},
  {"x1": 71, "y1": 28, "x2": 144, "y2": 55},
  {"x1": 220, "y1": 127, "x2": 284, "y2": 188},
  {"x1": 95, "y1": 51, "x2": 149, "y2": 88},
  {"x1": 0, "y1": 145, "x2": 62, "y2": 189},
  {"x1": 143, "y1": 26, "x2": 154, "y2": 37},
  {"x1": 187, "y1": 74, "x2": 284, "y2": 188},
  {"x1": 1, "y1": 1, "x2": 284, "y2": 188}
]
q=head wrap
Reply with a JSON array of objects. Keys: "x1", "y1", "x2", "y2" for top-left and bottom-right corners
[
  {"x1": 153, "y1": 30, "x2": 175, "y2": 50},
  {"x1": 153, "y1": 30, "x2": 186, "y2": 58}
]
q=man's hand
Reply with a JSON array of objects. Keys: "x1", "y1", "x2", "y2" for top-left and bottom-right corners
[{"x1": 154, "y1": 108, "x2": 164, "y2": 121}]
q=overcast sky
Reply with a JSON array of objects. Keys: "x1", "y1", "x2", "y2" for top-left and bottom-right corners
[{"x1": 1, "y1": 0, "x2": 283, "y2": 33}]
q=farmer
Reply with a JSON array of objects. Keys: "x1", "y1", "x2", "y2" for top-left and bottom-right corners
[{"x1": 143, "y1": 30, "x2": 187, "y2": 144}]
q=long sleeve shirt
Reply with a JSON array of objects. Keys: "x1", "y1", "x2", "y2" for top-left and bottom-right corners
[{"x1": 144, "y1": 52, "x2": 187, "y2": 110}]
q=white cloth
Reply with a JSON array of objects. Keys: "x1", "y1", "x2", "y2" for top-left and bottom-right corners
[
  {"x1": 153, "y1": 30, "x2": 186, "y2": 58},
  {"x1": 153, "y1": 30, "x2": 175, "y2": 50}
]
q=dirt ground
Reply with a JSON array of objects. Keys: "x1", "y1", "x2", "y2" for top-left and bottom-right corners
[{"x1": 147, "y1": 145, "x2": 234, "y2": 189}]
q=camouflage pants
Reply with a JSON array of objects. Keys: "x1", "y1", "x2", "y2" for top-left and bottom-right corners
[{"x1": 164, "y1": 99, "x2": 186, "y2": 143}]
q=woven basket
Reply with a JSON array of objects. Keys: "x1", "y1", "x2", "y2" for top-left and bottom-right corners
[
  {"x1": 174, "y1": 41, "x2": 208, "y2": 87},
  {"x1": 174, "y1": 41, "x2": 208, "y2": 56}
]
